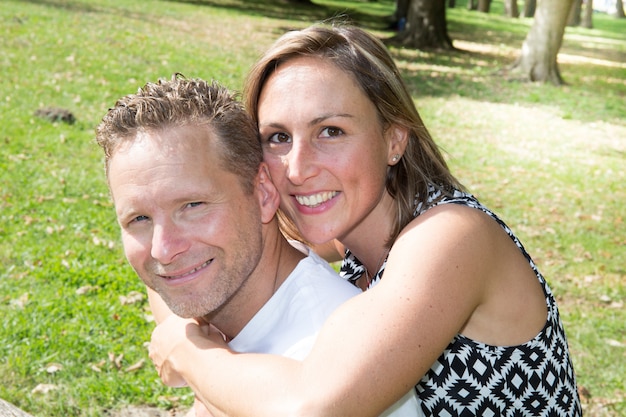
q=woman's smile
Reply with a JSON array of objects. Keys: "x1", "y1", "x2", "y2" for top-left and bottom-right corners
[{"x1": 294, "y1": 191, "x2": 339, "y2": 208}]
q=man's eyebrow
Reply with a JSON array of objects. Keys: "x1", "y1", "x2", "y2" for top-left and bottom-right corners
[{"x1": 115, "y1": 207, "x2": 141, "y2": 225}]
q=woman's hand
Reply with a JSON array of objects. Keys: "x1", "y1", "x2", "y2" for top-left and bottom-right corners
[
  {"x1": 149, "y1": 314, "x2": 224, "y2": 387},
  {"x1": 193, "y1": 396, "x2": 216, "y2": 417}
]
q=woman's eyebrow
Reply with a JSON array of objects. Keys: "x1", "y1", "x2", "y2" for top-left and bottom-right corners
[{"x1": 308, "y1": 113, "x2": 354, "y2": 127}]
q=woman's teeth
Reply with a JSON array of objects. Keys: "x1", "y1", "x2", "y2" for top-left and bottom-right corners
[{"x1": 295, "y1": 191, "x2": 337, "y2": 208}]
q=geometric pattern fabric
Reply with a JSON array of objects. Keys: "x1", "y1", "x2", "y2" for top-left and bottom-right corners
[{"x1": 340, "y1": 187, "x2": 582, "y2": 416}]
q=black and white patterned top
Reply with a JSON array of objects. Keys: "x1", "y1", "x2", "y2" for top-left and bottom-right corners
[{"x1": 340, "y1": 187, "x2": 582, "y2": 416}]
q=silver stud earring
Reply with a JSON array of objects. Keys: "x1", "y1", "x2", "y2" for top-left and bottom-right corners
[{"x1": 391, "y1": 154, "x2": 401, "y2": 163}]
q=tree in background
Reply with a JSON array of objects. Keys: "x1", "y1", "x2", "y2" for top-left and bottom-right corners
[
  {"x1": 389, "y1": 0, "x2": 410, "y2": 29},
  {"x1": 477, "y1": 0, "x2": 491, "y2": 12},
  {"x1": 583, "y1": 0, "x2": 594, "y2": 28},
  {"x1": 568, "y1": 0, "x2": 583, "y2": 26},
  {"x1": 568, "y1": 0, "x2": 594, "y2": 28},
  {"x1": 388, "y1": 0, "x2": 454, "y2": 50},
  {"x1": 522, "y1": 0, "x2": 537, "y2": 17},
  {"x1": 510, "y1": 0, "x2": 575, "y2": 84},
  {"x1": 504, "y1": 0, "x2": 520, "y2": 17},
  {"x1": 613, "y1": 0, "x2": 626, "y2": 17}
]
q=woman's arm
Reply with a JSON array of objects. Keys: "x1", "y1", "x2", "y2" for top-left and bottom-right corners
[
  {"x1": 150, "y1": 205, "x2": 499, "y2": 417},
  {"x1": 147, "y1": 287, "x2": 175, "y2": 324}
]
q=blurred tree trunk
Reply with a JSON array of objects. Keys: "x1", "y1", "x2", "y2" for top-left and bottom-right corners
[
  {"x1": 568, "y1": 0, "x2": 582, "y2": 26},
  {"x1": 389, "y1": 0, "x2": 454, "y2": 50},
  {"x1": 582, "y1": 0, "x2": 594, "y2": 28},
  {"x1": 522, "y1": 0, "x2": 536, "y2": 17},
  {"x1": 468, "y1": 0, "x2": 478, "y2": 10},
  {"x1": 613, "y1": 0, "x2": 625, "y2": 17},
  {"x1": 504, "y1": 0, "x2": 520, "y2": 17},
  {"x1": 477, "y1": 0, "x2": 491, "y2": 12},
  {"x1": 510, "y1": 0, "x2": 575, "y2": 84},
  {"x1": 449, "y1": 0, "x2": 456, "y2": 8},
  {"x1": 394, "y1": 0, "x2": 410, "y2": 22}
]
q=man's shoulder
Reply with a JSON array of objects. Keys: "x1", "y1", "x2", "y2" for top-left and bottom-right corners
[{"x1": 288, "y1": 252, "x2": 361, "y2": 298}]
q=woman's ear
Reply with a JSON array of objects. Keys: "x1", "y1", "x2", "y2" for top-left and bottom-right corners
[
  {"x1": 386, "y1": 125, "x2": 409, "y2": 165},
  {"x1": 255, "y1": 162, "x2": 280, "y2": 224}
]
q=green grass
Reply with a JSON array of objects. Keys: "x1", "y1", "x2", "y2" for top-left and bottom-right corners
[{"x1": 1, "y1": 0, "x2": 625, "y2": 415}]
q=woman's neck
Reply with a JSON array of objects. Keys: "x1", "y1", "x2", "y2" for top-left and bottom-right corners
[{"x1": 340, "y1": 192, "x2": 397, "y2": 273}]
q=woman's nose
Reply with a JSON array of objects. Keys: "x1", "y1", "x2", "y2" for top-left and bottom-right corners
[{"x1": 283, "y1": 139, "x2": 319, "y2": 185}]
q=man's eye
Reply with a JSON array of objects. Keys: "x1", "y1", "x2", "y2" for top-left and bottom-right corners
[
  {"x1": 267, "y1": 132, "x2": 291, "y2": 144},
  {"x1": 186, "y1": 202, "x2": 203, "y2": 208},
  {"x1": 128, "y1": 215, "x2": 149, "y2": 225},
  {"x1": 320, "y1": 127, "x2": 343, "y2": 138}
]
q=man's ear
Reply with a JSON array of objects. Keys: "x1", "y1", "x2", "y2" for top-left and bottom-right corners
[
  {"x1": 255, "y1": 162, "x2": 280, "y2": 224},
  {"x1": 386, "y1": 124, "x2": 409, "y2": 165}
]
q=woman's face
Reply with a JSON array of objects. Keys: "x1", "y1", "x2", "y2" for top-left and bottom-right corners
[{"x1": 257, "y1": 56, "x2": 400, "y2": 245}]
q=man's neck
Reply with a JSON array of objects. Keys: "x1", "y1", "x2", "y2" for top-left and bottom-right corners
[{"x1": 204, "y1": 233, "x2": 306, "y2": 340}]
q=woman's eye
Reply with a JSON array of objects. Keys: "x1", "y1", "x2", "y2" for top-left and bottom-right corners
[
  {"x1": 320, "y1": 127, "x2": 343, "y2": 138},
  {"x1": 267, "y1": 132, "x2": 291, "y2": 144}
]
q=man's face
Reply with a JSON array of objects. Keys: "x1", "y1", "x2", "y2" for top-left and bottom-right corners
[{"x1": 108, "y1": 125, "x2": 264, "y2": 318}]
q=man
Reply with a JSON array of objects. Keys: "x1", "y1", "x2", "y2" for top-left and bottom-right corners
[
  {"x1": 96, "y1": 76, "x2": 419, "y2": 416},
  {"x1": 96, "y1": 76, "x2": 361, "y2": 415}
]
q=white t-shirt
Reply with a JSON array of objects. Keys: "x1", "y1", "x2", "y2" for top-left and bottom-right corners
[
  {"x1": 229, "y1": 249, "x2": 359, "y2": 357},
  {"x1": 229, "y1": 248, "x2": 422, "y2": 417}
]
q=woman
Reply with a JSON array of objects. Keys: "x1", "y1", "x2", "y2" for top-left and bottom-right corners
[{"x1": 149, "y1": 24, "x2": 582, "y2": 416}]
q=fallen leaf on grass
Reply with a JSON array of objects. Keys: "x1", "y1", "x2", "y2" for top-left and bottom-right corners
[
  {"x1": 605, "y1": 339, "x2": 625, "y2": 348},
  {"x1": 92, "y1": 235, "x2": 116, "y2": 249},
  {"x1": 9, "y1": 153, "x2": 28, "y2": 162},
  {"x1": 125, "y1": 359, "x2": 145, "y2": 372},
  {"x1": 45, "y1": 363, "x2": 63, "y2": 374},
  {"x1": 32, "y1": 384, "x2": 58, "y2": 394},
  {"x1": 109, "y1": 352, "x2": 124, "y2": 369},
  {"x1": 10, "y1": 293, "x2": 29, "y2": 309},
  {"x1": 76, "y1": 285, "x2": 100, "y2": 295},
  {"x1": 90, "y1": 359, "x2": 106, "y2": 372},
  {"x1": 158, "y1": 395, "x2": 182, "y2": 403},
  {"x1": 578, "y1": 385, "x2": 592, "y2": 402},
  {"x1": 120, "y1": 291, "x2": 145, "y2": 305},
  {"x1": 583, "y1": 275, "x2": 601, "y2": 284},
  {"x1": 600, "y1": 294, "x2": 612, "y2": 303}
]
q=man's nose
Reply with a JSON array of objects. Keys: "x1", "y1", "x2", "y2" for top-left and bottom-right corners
[{"x1": 150, "y1": 220, "x2": 189, "y2": 264}]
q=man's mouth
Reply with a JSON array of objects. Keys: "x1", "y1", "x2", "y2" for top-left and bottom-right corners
[
  {"x1": 162, "y1": 259, "x2": 212, "y2": 280},
  {"x1": 295, "y1": 191, "x2": 338, "y2": 208}
]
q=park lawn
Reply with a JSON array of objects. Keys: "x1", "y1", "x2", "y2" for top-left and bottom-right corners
[{"x1": 0, "y1": 0, "x2": 624, "y2": 416}]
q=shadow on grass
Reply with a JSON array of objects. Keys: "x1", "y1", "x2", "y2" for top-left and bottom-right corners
[
  {"x1": 392, "y1": 37, "x2": 625, "y2": 125},
  {"x1": 384, "y1": 9, "x2": 625, "y2": 124},
  {"x1": 15, "y1": 0, "x2": 100, "y2": 12},
  {"x1": 20, "y1": 0, "x2": 624, "y2": 124},
  {"x1": 163, "y1": 0, "x2": 391, "y2": 29}
]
